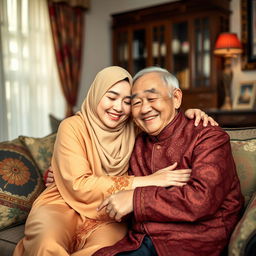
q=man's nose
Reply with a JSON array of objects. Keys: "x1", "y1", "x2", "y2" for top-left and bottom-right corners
[{"x1": 141, "y1": 101, "x2": 151, "y2": 114}]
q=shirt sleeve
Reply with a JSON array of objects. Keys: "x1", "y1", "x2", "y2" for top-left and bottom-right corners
[
  {"x1": 52, "y1": 118, "x2": 134, "y2": 219},
  {"x1": 133, "y1": 129, "x2": 238, "y2": 223}
]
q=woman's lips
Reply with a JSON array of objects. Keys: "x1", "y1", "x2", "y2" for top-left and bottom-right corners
[{"x1": 107, "y1": 112, "x2": 122, "y2": 120}]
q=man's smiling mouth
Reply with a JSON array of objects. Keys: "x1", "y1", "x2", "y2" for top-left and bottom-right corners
[{"x1": 143, "y1": 115, "x2": 158, "y2": 122}]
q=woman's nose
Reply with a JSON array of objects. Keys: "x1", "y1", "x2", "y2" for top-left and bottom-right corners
[{"x1": 113, "y1": 100, "x2": 122, "y2": 112}]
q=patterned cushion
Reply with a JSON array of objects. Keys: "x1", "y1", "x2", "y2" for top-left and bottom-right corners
[
  {"x1": 0, "y1": 139, "x2": 44, "y2": 230},
  {"x1": 225, "y1": 128, "x2": 256, "y2": 256},
  {"x1": 19, "y1": 133, "x2": 57, "y2": 177},
  {"x1": 228, "y1": 193, "x2": 256, "y2": 256},
  {"x1": 225, "y1": 128, "x2": 256, "y2": 207},
  {"x1": 230, "y1": 139, "x2": 256, "y2": 206},
  {"x1": 225, "y1": 127, "x2": 256, "y2": 141}
]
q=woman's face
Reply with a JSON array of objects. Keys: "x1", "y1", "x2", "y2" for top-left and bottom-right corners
[{"x1": 96, "y1": 80, "x2": 131, "y2": 128}]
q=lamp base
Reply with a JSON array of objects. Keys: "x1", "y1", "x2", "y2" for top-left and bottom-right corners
[
  {"x1": 220, "y1": 57, "x2": 233, "y2": 111},
  {"x1": 220, "y1": 96, "x2": 232, "y2": 110}
]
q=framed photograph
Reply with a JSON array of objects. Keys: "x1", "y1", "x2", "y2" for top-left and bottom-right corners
[
  {"x1": 241, "y1": 0, "x2": 256, "y2": 70},
  {"x1": 233, "y1": 81, "x2": 256, "y2": 109}
]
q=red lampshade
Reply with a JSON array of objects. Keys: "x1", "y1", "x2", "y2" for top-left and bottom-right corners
[{"x1": 214, "y1": 33, "x2": 243, "y2": 56}]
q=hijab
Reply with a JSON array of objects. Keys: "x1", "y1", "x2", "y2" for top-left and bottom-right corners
[{"x1": 79, "y1": 66, "x2": 135, "y2": 176}]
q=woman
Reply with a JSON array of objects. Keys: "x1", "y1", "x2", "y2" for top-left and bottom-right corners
[{"x1": 14, "y1": 66, "x2": 216, "y2": 256}]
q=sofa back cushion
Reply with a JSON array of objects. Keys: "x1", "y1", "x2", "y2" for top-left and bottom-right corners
[
  {"x1": 19, "y1": 133, "x2": 57, "y2": 177},
  {"x1": 225, "y1": 127, "x2": 256, "y2": 207},
  {"x1": 0, "y1": 139, "x2": 45, "y2": 230}
]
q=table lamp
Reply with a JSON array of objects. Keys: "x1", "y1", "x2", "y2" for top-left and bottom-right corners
[{"x1": 214, "y1": 33, "x2": 243, "y2": 110}]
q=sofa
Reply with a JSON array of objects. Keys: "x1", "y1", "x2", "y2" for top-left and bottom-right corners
[{"x1": 0, "y1": 127, "x2": 256, "y2": 256}]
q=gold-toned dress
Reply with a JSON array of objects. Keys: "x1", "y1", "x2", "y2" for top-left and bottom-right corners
[{"x1": 13, "y1": 66, "x2": 135, "y2": 256}]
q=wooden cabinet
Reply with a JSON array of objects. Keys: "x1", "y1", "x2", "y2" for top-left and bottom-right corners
[
  {"x1": 206, "y1": 109, "x2": 256, "y2": 128},
  {"x1": 111, "y1": 0, "x2": 231, "y2": 110}
]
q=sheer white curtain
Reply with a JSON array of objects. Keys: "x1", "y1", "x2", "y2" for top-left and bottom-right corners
[{"x1": 0, "y1": 0, "x2": 65, "y2": 141}]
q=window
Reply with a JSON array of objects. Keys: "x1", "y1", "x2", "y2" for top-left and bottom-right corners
[{"x1": 0, "y1": 0, "x2": 65, "y2": 141}]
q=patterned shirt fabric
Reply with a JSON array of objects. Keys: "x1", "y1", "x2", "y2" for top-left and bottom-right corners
[{"x1": 94, "y1": 111, "x2": 244, "y2": 256}]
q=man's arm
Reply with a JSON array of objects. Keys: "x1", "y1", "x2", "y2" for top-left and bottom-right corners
[
  {"x1": 98, "y1": 129, "x2": 235, "y2": 223},
  {"x1": 133, "y1": 129, "x2": 239, "y2": 223}
]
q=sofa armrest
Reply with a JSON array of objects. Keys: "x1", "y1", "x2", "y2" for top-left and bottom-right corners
[{"x1": 229, "y1": 192, "x2": 256, "y2": 256}]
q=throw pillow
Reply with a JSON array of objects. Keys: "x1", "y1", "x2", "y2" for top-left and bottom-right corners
[
  {"x1": 229, "y1": 192, "x2": 256, "y2": 256},
  {"x1": 0, "y1": 139, "x2": 45, "y2": 230},
  {"x1": 230, "y1": 139, "x2": 256, "y2": 206},
  {"x1": 19, "y1": 133, "x2": 57, "y2": 177},
  {"x1": 225, "y1": 128, "x2": 256, "y2": 207}
]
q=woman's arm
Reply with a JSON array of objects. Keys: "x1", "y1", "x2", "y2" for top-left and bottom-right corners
[
  {"x1": 132, "y1": 162, "x2": 191, "y2": 188},
  {"x1": 185, "y1": 108, "x2": 218, "y2": 127},
  {"x1": 45, "y1": 164, "x2": 192, "y2": 189}
]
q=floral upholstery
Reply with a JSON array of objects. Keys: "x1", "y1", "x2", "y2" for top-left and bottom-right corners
[
  {"x1": 0, "y1": 139, "x2": 44, "y2": 230},
  {"x1": 19, "y1": 133, "x2": 57, "y2": 177},
  {"x1": 230, "y1": 139, "x2": 256, "y2": 206},
  {"x1": 225, "y1": 128, "x2": 256, "y2": 256},
  {"x1": 228, "y1": 193, "x2": 256, "y2": 256}
]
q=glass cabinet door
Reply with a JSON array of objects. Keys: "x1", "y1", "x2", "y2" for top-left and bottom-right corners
[
  {"x1": 194, "y1": 18, "x2": 210, "y2": 88},
  {"x1": 116, "y1": 31, "x2": 128, "y2": 70},
  {"x1": 171, "y1": 22, "x2": 189, "y2": 90},
  {"x1": 132, "y1": 29, "x2": 146, "y2": 74},
  {"x1": 152, "y1": 25, "x2": 166, "y2": 68}
]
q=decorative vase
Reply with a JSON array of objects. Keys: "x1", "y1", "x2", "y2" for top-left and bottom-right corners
[
  {"x1": 153, "y1": 42, "x2": 159, "y2": 57},
  {"x1": 204, "y1": 38, "x2": 210, "y2": 50},
  {"x1": 172, "y1": 38, "x2": 180, "y2": 54},
  {"x1": 181, "y1": 41, "x2": 189, "y2": 54},
  {"x1": 160, "y1": 44, "x2": 166, "y2": 56}
]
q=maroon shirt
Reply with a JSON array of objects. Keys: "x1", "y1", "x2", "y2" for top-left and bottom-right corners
[{"x1": 94, "y1": 112, "x2": 244, "y2": 256}]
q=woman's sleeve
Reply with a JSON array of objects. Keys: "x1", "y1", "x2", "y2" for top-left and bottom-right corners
[{"x1": 52, "y1": 118, "x2": 134, "y2": 219}]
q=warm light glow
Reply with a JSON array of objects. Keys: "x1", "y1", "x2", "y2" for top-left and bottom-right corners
[{"x1": 214, "y1": 33, "x2": 243, "y2": 56}]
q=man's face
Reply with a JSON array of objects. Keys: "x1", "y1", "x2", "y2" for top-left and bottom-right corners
[{"x1": 131, "y1": 72, "x2": 182, "y2": 136}]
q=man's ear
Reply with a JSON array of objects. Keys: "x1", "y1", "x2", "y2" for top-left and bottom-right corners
[{"x1": 173, "y1": 88, "x2": 182, "y2": 109}]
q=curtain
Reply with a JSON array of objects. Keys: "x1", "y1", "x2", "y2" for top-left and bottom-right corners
[
  {"x1": 48, "y1": 0, "x2": 86, "y2": 117},
  {"x1": 0, "y1": 0, "x2": 65, "y2": 141},
  {"x1": 0, "y1": 31, "x2": 8, "y2": 141},
  {"x1": 50, "y1": 0, "x2": 90, "y2": 8}
]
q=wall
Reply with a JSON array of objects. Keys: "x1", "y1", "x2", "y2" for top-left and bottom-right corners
[
  {"x1": 77, "y1": 0, "x2": 256, "y2": 109},
  {"x1": 230, "y1": 0, "x2": 256, "y2": 98},
  {"x1": 77, "y1": 0, "x2": 172, "y2": 110}
]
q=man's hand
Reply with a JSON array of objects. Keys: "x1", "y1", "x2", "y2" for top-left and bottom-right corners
[{"x1": 97, "y1": 190, "x2": 134, "y2": 222}]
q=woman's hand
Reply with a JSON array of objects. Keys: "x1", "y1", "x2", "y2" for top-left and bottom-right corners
[
  {"x1": 185, "y1": 108, "x2": 218, "y2": 127},
  {"x1": 97, "y1": 190, "x2": 134, "y2": 222},
  {"x1": 132, "y1": 162, "x2": 191, "y2": 189},
  {"x1": 44, "y1": 167, "x2": 54, "y2": 187}
]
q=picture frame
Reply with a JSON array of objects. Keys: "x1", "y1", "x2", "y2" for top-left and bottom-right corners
[
  {"x1": 241, "y1": 0, "x2": 256, "y2": 70},
  {"x1": 233, "y1": 81, "x2": 256, "y2": 110}
]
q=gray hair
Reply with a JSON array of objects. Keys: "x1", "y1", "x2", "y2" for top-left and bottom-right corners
[{"x1": 133, "y1": 66, "x2": 179, "y2": 97}]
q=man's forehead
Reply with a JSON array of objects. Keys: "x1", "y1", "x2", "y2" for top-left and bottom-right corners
[{"x1": 131, "y1": 88, "x2": 159, "y2": 99}]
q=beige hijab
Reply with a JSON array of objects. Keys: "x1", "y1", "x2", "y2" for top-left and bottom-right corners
[{"x1": 79, "y1": 66, "x2": 135, "y2": 176}]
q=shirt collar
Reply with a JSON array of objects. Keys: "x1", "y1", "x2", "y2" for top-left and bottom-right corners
[{"x1": 148, "y1": 111, "x2": 183, "y2": 142}]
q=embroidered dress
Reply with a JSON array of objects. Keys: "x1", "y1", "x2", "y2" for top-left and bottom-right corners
[{"x1": 13, "y1": 66, "x2": 136, "y2": 256}]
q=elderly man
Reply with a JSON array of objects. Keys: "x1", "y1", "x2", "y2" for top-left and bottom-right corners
[{"x1": 96, "y1": 67, "x2": 244, "y2": 256}]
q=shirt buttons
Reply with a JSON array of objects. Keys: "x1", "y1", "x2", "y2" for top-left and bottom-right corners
[{"x1": 156, "y1": 145, "x2": 161, "y2": 149}]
